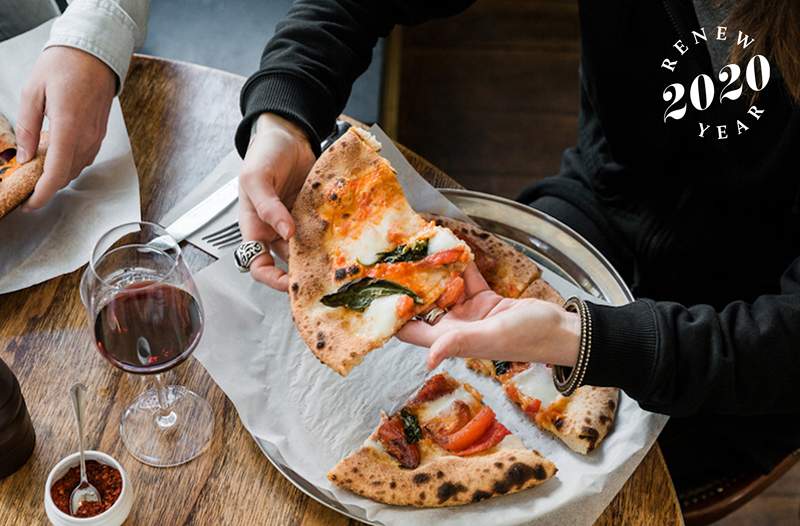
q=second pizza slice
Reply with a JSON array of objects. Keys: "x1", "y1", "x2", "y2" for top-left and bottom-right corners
[
  {"x1": 328, "y1": 372, "x2": 556, "y2": 507},
  {"x1": 289, "y1": 128, "x2": 474, "y2": 375}
]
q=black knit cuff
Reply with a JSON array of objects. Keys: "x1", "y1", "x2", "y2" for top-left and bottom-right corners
[
  {"x1": 582, "y1": 300, "x2": 658, "y2": 397},
  {"x1": 235, "y1": 72, "x2": 337, "y2": 158}
]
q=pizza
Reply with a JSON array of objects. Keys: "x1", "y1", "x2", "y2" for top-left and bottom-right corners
[
  {"x1": 466, "y1": 267, "x2": 618, "y2": 455},
  {"x1": 432, "y1": 218, "x2": 619, "y2": 454},
  {"x1": 328, "y1": 372, "x2": 556, "y2": 506},
  {"x1": 467, "y1": 360, "x2": 617, "y2": 455},
  {"x1": 423, "y1": 215, "x2": 541, "y2": 298},
  {"x1": 0, "y1": 113, "x2": 47, "y2": 219},
  {"x1": 288, "y1": 128, "x2": 474, "y2": 376}
]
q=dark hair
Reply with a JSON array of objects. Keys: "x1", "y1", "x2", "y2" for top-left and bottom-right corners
[{"x1": 726, "y1": 0, "x2": 800, "y2": 104}]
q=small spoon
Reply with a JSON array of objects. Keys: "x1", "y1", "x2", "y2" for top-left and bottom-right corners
[{"x1": 69, "y1": 383, "x2": 101, "y2": 515}]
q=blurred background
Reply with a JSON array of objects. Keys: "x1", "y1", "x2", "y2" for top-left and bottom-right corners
[{"x1": 138, "y1": 1, "x2": 797, "y2": 524}]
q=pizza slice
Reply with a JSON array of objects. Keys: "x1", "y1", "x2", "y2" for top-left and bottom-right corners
[
  {"x1": 0, "y1": 113, "x2": 47, "y2": 219},
  {"x1": 423, "y1": 215, "x2": 541, "y2": 298},
  {"x1": 328, "y1": 373, "x2": 556, "y2": 507},
  {"x1": 289, "y1": 128, "x2": 474, "y2": 375},
  {"x1": 467, "y1": 360, "x2": 617, "y2": 455}
]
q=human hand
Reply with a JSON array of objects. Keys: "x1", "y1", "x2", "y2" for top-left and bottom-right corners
[
  {"x1": 238, "y1": 113, "x2": 316, "y2": 290},
  {"x1": 398, "y1": 264, "x2": 581, "y2": 370},
  {"x1": 16, "y1": 46, "x2": 117, "y2": 210}
]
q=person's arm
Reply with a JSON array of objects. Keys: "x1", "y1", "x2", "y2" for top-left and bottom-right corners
[
  {"x1": 235, "y1": 0, "x2": 474, "y2": 157},
  {"x1": 237, "y1": 0, "x2": 474, "y2": 290},
  {"x1": 399, "y1": 258, "x2": 800, "y2": 417},
  {"x1": 16, "y1": 0, "x2": 150, "y2": 209},
  {"x1": 45, "y1": 0, "x2": 150, "y2": 93},
  {"x1": 583, "y1": 257, "x2": 800, "y2": 416}
]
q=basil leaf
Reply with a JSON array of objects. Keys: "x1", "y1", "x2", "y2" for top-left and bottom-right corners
[
  {"x1": 493, "y1": 360, "x2": 511, "y2": 376},
  {"x1": 375, "y1": 239, "x2": 429, "y2": 264},
  {"x1": 400, "y1": 408, "x2": 422, "y2": 443},
  {"x1": 320, "y1": 277, "x2": 422, "y2": 312}
]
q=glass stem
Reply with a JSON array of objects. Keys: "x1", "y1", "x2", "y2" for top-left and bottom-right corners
[{"x1": 153, "y1": 373, "x2": 177, "y2": 429}]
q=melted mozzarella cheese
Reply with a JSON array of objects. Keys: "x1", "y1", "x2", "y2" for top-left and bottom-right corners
[
  {"x1": 512, "y1": 365, "x2": 561, "y2": 406},
  {"x1": 426, "y1": 226, "x2": 464, "y2": 255},
  {"x1": 416, "y1": 386, "x2": 476, "y2": 422},
  {"x1": 341, "y1": 212, "x2": 399, "y2": 265},
  {"x1": 360, "y1": 294, "x2": 402, "y2": 340}
]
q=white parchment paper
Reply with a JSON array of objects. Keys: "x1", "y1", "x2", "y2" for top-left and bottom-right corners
[
  {"x1": 191, "y1": 128, "x2": 669, "y2": 525},
  {"x1": 0, "y1": 21, "x2": 140, "y2": 294}
]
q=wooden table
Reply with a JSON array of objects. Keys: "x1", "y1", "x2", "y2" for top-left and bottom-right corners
[{"x1": 0, "y1": 55, "x2": 683, "y2": 525}]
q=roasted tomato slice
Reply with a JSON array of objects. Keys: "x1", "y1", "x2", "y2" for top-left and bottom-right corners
[
  {"x1": 423, "y1": 248, "x2": 465, "y2": 267},
  {"x1": 424, "y1": 400, "x2": 472, "y2": 438},
  {"x1": 377, "y1": 415, "x2": 420, "y2": 469},
  {"x1": 410, "y1": 373, "x2": 458, "y2": 406},
  {"x1": 395, "y1": 294, "x2": 415, "y2": 318},
  {"x1": 436, "y1": 275, "x2": 465, "y2": 309},
  {"x1": 455, "y1": 420, "x2": 511, "y2": 456},
  {"x1": 523, "y1": 398, "x2": 542, "y2": 418},
  {"x1": 433, "y1": 405, "x2": 496, "y2": 452}
]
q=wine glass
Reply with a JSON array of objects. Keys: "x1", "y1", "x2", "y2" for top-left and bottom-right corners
[{"x1": 80, "y1": 222, "x2": 214, "y2": 467}]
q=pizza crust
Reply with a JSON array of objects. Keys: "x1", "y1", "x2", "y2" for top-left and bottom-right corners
[
  {"x1": 537, "y1": 387, "x2": 618, "y2": 455},
  {"x1": 329, "y1": 442, "x2": 556, "y2": 507},
  {"x1": 423, "y1": 215, "x2": 541, "y2": 298},
  {"x1": 0, "y1": 133, "x2": 47, "y2": 219},
  {"x1": 519, "y1": 278, "x2": 564, "y2": 305}
]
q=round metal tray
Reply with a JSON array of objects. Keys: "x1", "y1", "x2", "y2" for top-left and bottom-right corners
[{"x1": 254, "y1": 189, "x2": 633, "y2": 524}]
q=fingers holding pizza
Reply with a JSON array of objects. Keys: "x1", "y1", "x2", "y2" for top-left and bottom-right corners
[
  {"x1": 0, "y1": 113, "x2": 48, "y2": 220},
  {"x1": 238, "y1": 113, "x2": 316, "y2": 290},
  {"x1": 17, "y1": 47, "x2": 116, "y2": 211}
]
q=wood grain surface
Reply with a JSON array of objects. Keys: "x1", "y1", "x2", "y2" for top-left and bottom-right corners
[{"x1": 0, "y1": 55, "x2": 683, "y2": 525}]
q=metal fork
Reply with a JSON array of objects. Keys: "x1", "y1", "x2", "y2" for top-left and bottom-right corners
[{"x1": 202, "y1": 221, "x2": 241, "y2": 248}]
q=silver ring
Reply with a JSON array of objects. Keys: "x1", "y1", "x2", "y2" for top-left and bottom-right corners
[
  {"x1": 233, "y1": 240, "x2": 266, "y2": 272},
  {"x1": 416, "y1": 307, "x2": 446, "y2": 326}
]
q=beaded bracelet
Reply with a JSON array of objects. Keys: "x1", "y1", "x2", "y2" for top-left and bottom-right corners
[{"x1": 553, "y1": 296, "x2": 592, "y2": 396}]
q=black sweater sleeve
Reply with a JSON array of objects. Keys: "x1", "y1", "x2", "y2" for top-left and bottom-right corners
[
  {"x1": 235, "y1": 0, "x2": 475, "y2": 157},
  {"x1": 583, "y1": 256, "x2": 800, "y2": 417}
]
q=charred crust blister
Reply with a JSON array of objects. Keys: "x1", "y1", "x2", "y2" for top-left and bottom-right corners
[
  {"x1": 579, "y1": 426, "x2": 600, "y2": 451},
  {"x1": 493, "y1": 462, "x2": 539, "y2": 495},
  {"x1": 290, "y1": 282, "x2": 299, "y2": 293},
  {"x1": 412, "y1": 473, "x2": 431, "y2": 484},
  {"x1": 607, "y1": 399, "x2": 616, "y2": 410},
  {"x1": 599, "y1": 415, "x2": 610, "y2": 424},
  {"x1": 471, "y1": 490, "x2": 492, "y2": 502},
  {"x1": 553, "y1": 417, "x2": 565, "y2": 430},
  {"x1": 316, "y1": 331, "x2": 326, "y2": 349},
  {"x1": 311, "y1": 181, "x2": 321, "y2": 189},
  {"x1": 436, "y1": 482, "x2": 467, "y2": 503}
]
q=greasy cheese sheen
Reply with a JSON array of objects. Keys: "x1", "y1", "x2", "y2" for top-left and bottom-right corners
[
  {"x1": 416, "y1": 386, "x2": 476, "y2": 422},
  {"x1": 512, "y1": 365, "x2": 561, "y2": 406},
  {"x1": 426, "y1": 226, "x2": 464, "y2": 255},
  {"x1": 360, "y1": 294, "x2": 403, "y2": 341}
]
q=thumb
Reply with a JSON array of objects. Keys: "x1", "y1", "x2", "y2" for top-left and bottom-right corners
[
  {"x1": 15, "y1": 85, "x2": 44, "y2": 163},
  {"x1": 427, "y1": 320, "x2": 501, "y2": 370}
]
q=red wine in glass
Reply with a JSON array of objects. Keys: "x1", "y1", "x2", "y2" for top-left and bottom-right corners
[{"x1": 94, "y1": 281, "x2": 202, "y2": 374}]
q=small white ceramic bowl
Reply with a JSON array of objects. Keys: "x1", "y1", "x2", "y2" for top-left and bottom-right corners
[{"x1": 44, "y1": 450, "x2": 133, "y2": 526}]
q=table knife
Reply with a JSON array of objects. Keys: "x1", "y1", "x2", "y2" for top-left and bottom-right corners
[{"x1": 165, "y1": 176, "x2": 239, "y2": 243}]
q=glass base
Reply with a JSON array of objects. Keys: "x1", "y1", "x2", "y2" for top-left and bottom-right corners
[{"x1": 120, "y1": 385, "x2": 213, "y2": 467}]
